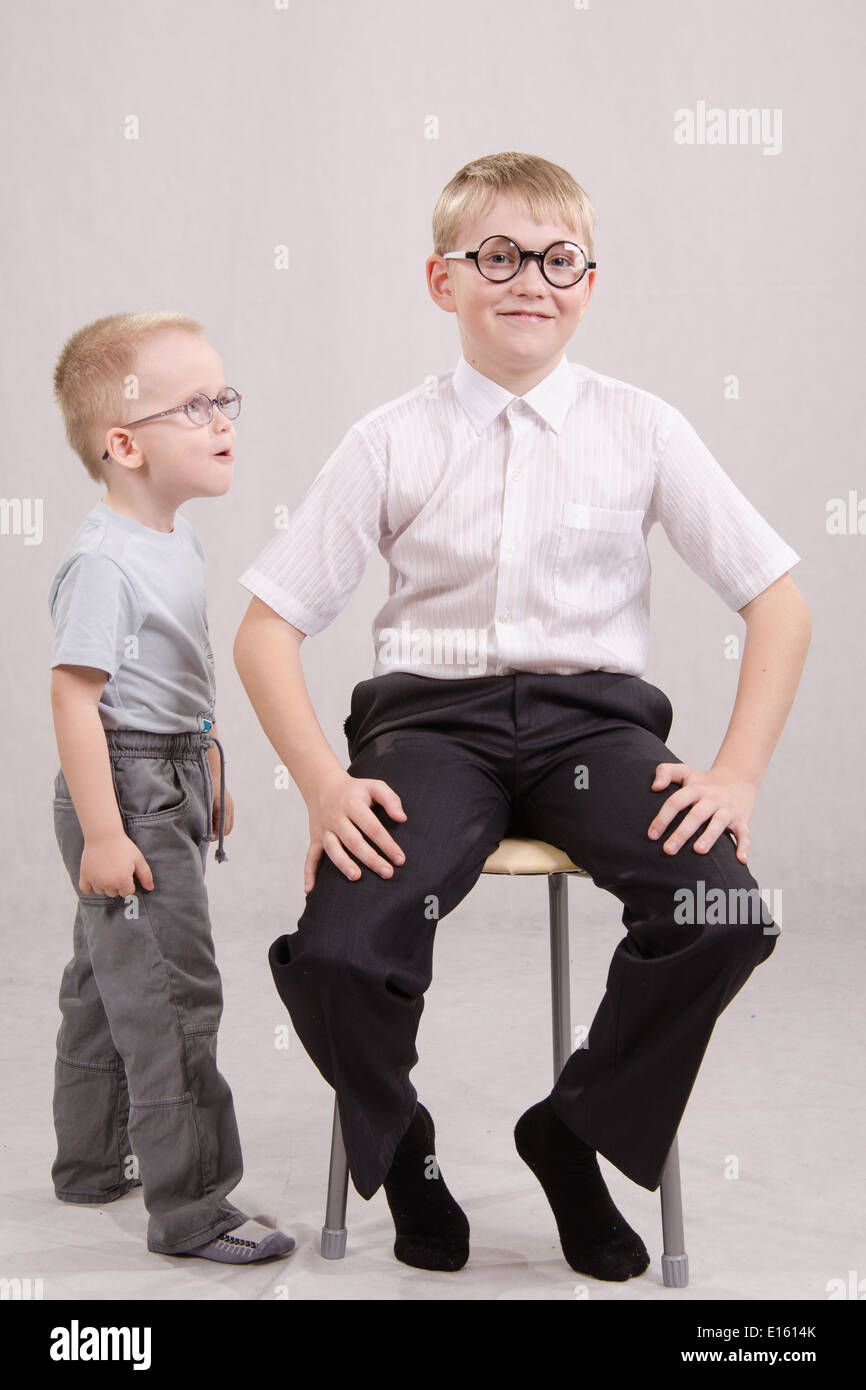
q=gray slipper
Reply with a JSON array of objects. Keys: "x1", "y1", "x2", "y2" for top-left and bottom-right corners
[{"x1": 181, "y1": 1219, "x2": 296, "y2": 1264}]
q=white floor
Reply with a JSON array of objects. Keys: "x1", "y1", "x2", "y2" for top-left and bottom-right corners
[{"x1": 2, "y1": 871, "x2": 861, "y2": 1303}]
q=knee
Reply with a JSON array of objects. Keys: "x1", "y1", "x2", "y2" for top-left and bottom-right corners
[
  {"x1": 269, "y1": 925, "x2": 428, "y2": 1006},
  {"x1": 269, "y1": 928, "x2": 372, "y2": 993},
  {"x1": 673, "y1": 870, "x2": 780, "y2": 962}
]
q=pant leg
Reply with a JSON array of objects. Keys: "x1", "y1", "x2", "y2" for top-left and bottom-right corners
[
  {"x1": 510, "y1": 671, "x2": 779, "y2": 1192},
  {"x1": 52, "y1": 901, "x2": 138, "y2": 1203},
  {"x1": 52, "y1": 739, "x2": 247, "y2": 1253},
  {"x1": 269, "y1": 676, "x2": 514, "y2": 1201}
]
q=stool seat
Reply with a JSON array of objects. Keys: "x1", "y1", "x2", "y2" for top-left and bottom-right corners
[{"x1": 482, "y1": 837, "x2": 586, "y2": 876}]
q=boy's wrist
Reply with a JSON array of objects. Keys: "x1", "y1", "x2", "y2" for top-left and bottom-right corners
[
  {"x1": 297, "y1": 756, "x2": 349, "y2": 809},
  {"x1": 708, "y1": 757, "x2": 763, "y2": 790},
  {"x1": 83, "y1": 822, "x2": 128, "y2": 847}
]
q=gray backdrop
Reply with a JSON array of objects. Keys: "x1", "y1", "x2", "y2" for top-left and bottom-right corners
[{"x1": 2, "y1": 0, "x2": 862, "y2": 1183}]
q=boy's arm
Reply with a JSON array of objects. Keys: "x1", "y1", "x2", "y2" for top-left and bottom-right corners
[
  {"x1": 232, "y1": 599, "x2": 348, "y2": 802},
  {"x1": 648, "y1": 573, "x2": 812, "y2": 861},
  {"x1": 710, "y1": 573, "x2": 812, "y2": 786},
  {"x1": 50, "y1": 665, "x2": 154, "y2": 894},
  {"x1": 233, "y1": 595, "x2": 406, "y2": 891}
]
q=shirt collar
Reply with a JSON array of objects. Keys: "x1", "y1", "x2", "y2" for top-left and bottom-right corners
[{"x1": 452, "y1": 352, "x2": 577, "y2": 435}]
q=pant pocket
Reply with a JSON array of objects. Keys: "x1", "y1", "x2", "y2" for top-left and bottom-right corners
[{"x1": 119, "y1": 759, "x2": 191, "y2": 824}]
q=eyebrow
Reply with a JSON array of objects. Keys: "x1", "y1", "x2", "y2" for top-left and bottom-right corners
[{"x1": 178, "y1": 382, "x2": 228, "y2": 398}]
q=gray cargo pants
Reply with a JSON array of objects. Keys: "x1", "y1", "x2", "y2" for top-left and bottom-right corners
[{"x1": 51, "y1": 728, "x2": 247, "y2": 1254}]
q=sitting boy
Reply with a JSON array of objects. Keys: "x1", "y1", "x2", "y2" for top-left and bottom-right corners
[
  {"x1": 49, "y1": 311, "x2": 294, "y2": 1263},
  {"x1": 233, "y1": 153, "x2": 810, "y2": 1280}
]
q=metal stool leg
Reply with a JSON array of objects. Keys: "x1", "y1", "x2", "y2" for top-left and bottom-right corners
[
  {"x1": 320, "y1": 1093, "x2": 349, "y2": 1258},
  {"x1": 549, "y1": 869, "x2": 689, "y2": 1289},
  {"x1": 659, "y1": 1133, "x2": 689, "y2": 1287},
  {"x1": 548, "y1": 872, "x2": 572, "y2": 1080}
]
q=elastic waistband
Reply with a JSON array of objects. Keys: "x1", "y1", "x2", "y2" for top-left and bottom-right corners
[
  {"x1": 104, "y1": 729, "x2": 213, "y2": 759},
  {"x1": 103, "y1": 728, "x2": 228, "y2": 864}
]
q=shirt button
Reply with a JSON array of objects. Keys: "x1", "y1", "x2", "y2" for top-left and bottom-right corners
[
  {"x1": 499, "y1": 610, "x2": 511, "y2": 623},
  {"x1": 511, "y1": 470, "x2": 521, "y2": 480},
  {"x1": 511, "y1": 399, "x2": 526, "y2": 412},
  {"x1": 572, "y1": 504, "x2": 589, "y2": 525},
  {"x1": 506, "y1": 543, "x2": 516, "y2": 554}
]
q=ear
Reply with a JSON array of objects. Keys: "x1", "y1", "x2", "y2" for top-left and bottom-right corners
[
  {"x1": 102, "y1": 428, "x2": 146, "y2": 471},
  {"x1": 426, "y1": 253, "x2": 458, "y2": 314},
  {"x1": 574, "y1": 268, "x2": 596, "y2": 323}
]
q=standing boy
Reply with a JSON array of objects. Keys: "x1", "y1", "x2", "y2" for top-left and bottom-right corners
[
  {"x1": 49, "y1": 312, "x2": 294, "y2": 1263},
  {"x1": 234, "y1": 154, "x2": 810, "y2": 1279}
]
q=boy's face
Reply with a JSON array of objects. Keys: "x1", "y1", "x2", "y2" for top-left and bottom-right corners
[
  {"x1": 427, "y1": 192, "x2": 595, "y2": 391},
  {"x1": 103, "y1": 330, "x2": 235, "y2": 504}
]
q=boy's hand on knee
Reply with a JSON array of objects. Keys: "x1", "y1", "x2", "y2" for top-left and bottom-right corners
[
  {"x1": 647, "y1": 763, "x2": 757, "y2": 864},
  {"x1": 79, "y1": 833, "x2": 155, "y2": 898},
  {"x1": 304, "y1": 770, "x2": 407, "y2": 894}
]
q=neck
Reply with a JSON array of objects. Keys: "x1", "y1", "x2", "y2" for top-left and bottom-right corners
[
  {"x1": 462, "y1": 348, "x2": 564, "y2": 395},
  {"x1": 100, "y1": 491, "x2": 176, "y2": 534}
]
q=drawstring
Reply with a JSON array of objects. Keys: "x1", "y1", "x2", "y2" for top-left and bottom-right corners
[
  {"x1": 212, "y1": 736, "x2": 228, "y2": 863},
  {"x1": 202, "y1": 726, "x2": 228, "y2": 864}
]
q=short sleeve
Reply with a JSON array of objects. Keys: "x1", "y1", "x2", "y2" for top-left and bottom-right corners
[
  {"x1": 237, "y1": 426, "x2": 389, "y2": 635},
  {"x1": 50, "y1": 553, "x2": 144, "y2": 678},
  {"x1": 647, "y1": 406, "x2": 801, "y2": 610}
]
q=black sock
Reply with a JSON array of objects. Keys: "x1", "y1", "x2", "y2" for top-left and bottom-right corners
[
  {"x1": 383, "y1": 1102, "x2": 469, "y2": 1271},
  {"x1": 514, "y1": 1097, "x2": 650, "y2": 1282}
]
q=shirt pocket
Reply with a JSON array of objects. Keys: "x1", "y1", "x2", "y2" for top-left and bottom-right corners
[{"x1": 553, "y1": 502, "x2": 646, "y2": 618}]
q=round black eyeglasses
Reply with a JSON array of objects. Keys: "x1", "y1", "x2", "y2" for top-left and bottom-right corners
[{"x1": 443, "y1": 236, "x2": 595, "y2": 287}]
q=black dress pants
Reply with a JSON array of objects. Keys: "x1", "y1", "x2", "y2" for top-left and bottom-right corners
[{"x1": 269, "y1": 670, "x2": 778, "y2": 1200}]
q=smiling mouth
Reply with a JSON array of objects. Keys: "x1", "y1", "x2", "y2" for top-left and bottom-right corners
[{"x1": 500, "y1": 311, "x2": 553, "y2": 320}]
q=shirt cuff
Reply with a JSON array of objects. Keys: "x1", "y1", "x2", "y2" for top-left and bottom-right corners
[
  {"x1": 723, "y1": 544, "x2": 802, "y2": 611},
  {"x1": 50, "y1": 648, "x2": 115, "y2": 677},
  {"x1": 237, "y1": 569, "x2": 330, "y2": 637}
]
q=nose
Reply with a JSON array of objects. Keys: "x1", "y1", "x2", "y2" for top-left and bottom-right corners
[
  {"x1": 210, "y1": 409, "x2": 235, "y2": 452},
  {"x1": 512, "y1": 255, "x2": 548, "y2": 292}
]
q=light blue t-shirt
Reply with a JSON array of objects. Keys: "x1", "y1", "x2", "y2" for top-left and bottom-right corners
[{"x1": 48, "y1": 500, "x2": 216, "y2": 734}]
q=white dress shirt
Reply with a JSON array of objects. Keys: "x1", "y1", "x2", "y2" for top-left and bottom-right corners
[{"x1": 238, "y1": 354, "x2": 801, "y2": 679}]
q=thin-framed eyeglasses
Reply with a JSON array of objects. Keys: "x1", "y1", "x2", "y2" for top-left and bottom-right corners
[
  {"x1": 101, "y1": 387, "x2": 242, "y2": 461},
  {"x1": 443, "y1": 235, "x2": 596, "y2": 287}
]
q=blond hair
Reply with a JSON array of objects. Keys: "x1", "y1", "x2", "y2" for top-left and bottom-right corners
[
  {"x1": 432, "y1": 151, "x2": 596, "y2": 262},
  {"x1": 53, "y1": 311, "x2": 205, "y2": 482}
]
